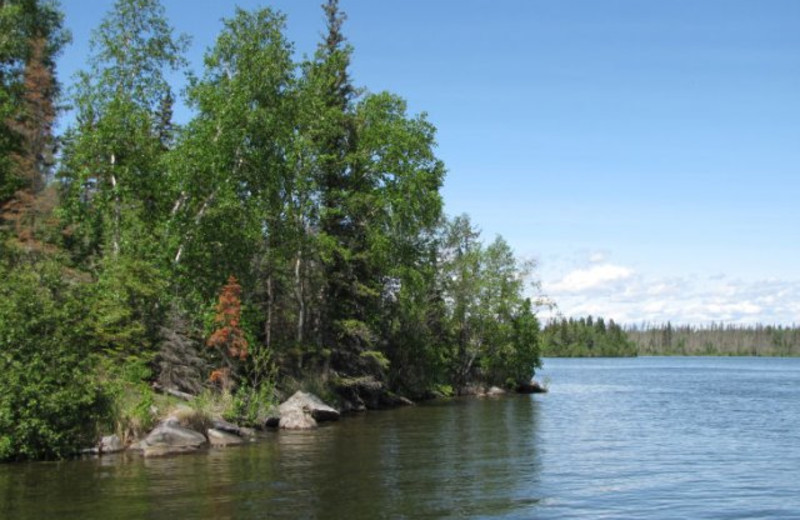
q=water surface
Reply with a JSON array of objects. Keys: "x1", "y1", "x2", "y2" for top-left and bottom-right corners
[{"x1": 2, "y1": 357, "x2": 800, "y2": 518}]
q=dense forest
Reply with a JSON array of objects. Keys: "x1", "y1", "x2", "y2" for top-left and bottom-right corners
[
  {"x1": 627, "y1": 323, "x2": 800, "y2": 356},
  {"x1": 542, "y1": 316, "x2": 638, "y2": 357},
  {"x1": 0, "y1": 0, "x2": 544, "y2": 461},
  {"x1": 542, "y1": 318, "x2": 800, "y2": 358}
]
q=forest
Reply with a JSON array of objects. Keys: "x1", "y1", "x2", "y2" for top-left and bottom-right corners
[
  {"x1": 542, "y1": 316, "x2": 638, "y2": 357},
  {"x1": 0, "y1": 0, "x2": 543, "y2": 461},
  {"x1": 541, "y1": 318, "x2": 800, "y2": 358},
  {"x1": 626, "y1": 322, "x2": 800, "y2": 356}
]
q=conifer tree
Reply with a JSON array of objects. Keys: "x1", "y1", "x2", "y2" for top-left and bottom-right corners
[{"x1": 0, "y1": 0, "x2": 68, "y2": 242}]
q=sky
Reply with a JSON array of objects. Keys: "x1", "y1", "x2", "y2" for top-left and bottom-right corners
[{"x1": 55, "y1": 0, "x2": 800, "y2": 326}]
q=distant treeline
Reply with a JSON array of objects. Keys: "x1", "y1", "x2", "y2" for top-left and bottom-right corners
[
  {"x1": 542, "y1": 316, "x2": 638, "y2": 357},
  {"x1": 626, "y1": 323, "x2": 800, "y2": 356}
]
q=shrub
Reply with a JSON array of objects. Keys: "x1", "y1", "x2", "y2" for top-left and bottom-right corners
[{"x1": 0, "y1": 262, "x2": 111, "y2": 460}]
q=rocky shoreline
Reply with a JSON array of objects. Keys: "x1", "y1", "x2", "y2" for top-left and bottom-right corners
[{"x1": 85, "y1": 381, "x2": 547, "y2": 458}]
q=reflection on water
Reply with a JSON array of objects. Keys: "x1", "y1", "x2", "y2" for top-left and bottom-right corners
[{"x1": 0, "y1": 396, "x2": 543, "y2": 520}]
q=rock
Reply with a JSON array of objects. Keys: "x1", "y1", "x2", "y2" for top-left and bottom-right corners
[
  {"x1": 379, "y1": 392, "x2": 415, "y2": 408},
  {"x1": 333, "y1": 376, "x2": 385, "y2": 411},
  {"x1": 239, "y1": 426, "x2": 257, "y2": 439},
  {"x1": 486, "y1": 386, "x2": 506, "y2": 397},
  {"x1": 264, "y1": 415, "x2": 280, "y2": 429},
  {"x1": 279, "y1": 391, "x2": 340, "y2": 423},
  {"x1": 138, "y1": 421, "x2": 208, "y2": 457},
  {"x1": 459, "y1": 384, "x2": 487, "y2": 397},
  {"x1": 207, "y1": 428, "x2": 244, "y2": 447},
  {"x1": 99, "y1": 434, "x2": 124, "y2": 454},
  {"x1": 517, "y1": 380, "x2": 548, "y2": 394},
  {"x1": 211, "y1": 418, "x2": 241, "y2": 436},
  {"x1": 279, "y1": 409, "x2": 318, "y2": 430}
]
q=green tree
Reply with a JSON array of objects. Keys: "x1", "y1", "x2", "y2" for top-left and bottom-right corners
[
  {"x1": 437, "y1": 216, "x2": 541, "y2": 391},
  {"x1": 542, "y1": 315, "x2": 637, "y2": 357},
  {"x1": 166, "y1": 6, "x2": 294, "y2": 300},
  {"x1": 301, "y1": 0, "x2": 368, "y2": 373},
  {"x1": 58, "y1": 0, "x2": 188, "y2": 260},
  {"x1": 55, "y1": 0, "x2": 188, "y2": 396}
]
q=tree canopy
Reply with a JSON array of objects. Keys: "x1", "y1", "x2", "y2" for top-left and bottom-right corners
[{"x1": 0, "y1": 0, "x2": 544, "y2": 461}]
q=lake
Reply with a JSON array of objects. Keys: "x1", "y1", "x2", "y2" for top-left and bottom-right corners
[{"x1": 2, "y1": 357, "x2": 800, "y2": 519}]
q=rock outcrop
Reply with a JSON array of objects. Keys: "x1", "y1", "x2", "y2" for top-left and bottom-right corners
[
  {"x1": 207, "y1": 428, "x2": 244, "y2": 447},
  {"x1": 275, "y1": 391, "x2": 340, "y2": 430},
  {"x1": 332, "y1": 376, "x2": 413, "y2": 412},
  {"x1": 134, "y1": 417, "x2": 208, "y2": 457},
  {"x1": 486, "y1": 386, "x2": 506, "y2": 397},
  {"x1": 99, "y1": 434, "x2": 125, "y2": 454},
  {"x1": 279, "y1": 409, "x2": 318, "y2": 430}
]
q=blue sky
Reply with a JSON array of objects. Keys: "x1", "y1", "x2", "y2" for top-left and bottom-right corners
[{"x1": 56, "y1": 1, "x2": 800, "y2": 325}]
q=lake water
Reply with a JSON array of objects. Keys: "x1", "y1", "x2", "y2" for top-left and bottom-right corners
[{"x1": 2, "y1": 357, "x2": 800, "y2": 519}]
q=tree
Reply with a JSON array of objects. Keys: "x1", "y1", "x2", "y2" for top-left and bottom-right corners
[
  {"x1": 437, "y1": 216, "x2": 542, "y2": 391},
  {"x1": 542, "y1": 315, "x2": 637, "y2": 357},
  {"x1": 207, "y1": 275, "x2": 249, "y2": 391},
  {"x1": 166, "y1": 6, "x2": 295, "y2": 306},
  {"x1": 301, "y1": 0, "x2": 369, "y2": 372},
  {"x1": 58, "y1": 0, "x2": 188, "y2": 260},
  {"x1": 0, "y1": 0, "x2": 68, "y2": 243},
  {"x1": 208, "y1": 276, "x2": 249, "y2": 360}
]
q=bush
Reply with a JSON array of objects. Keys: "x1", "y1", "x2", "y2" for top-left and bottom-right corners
[{"x1": 0, "y1": 262, "x2": 111, "y2": 460}]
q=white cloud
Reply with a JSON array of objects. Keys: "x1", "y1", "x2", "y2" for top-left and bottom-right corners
[
  {"x1": 589, "y1": 251, "x2": 607, "y2": 263},
  {"x1": 539, "y1": 260, "x2": 800, "y2": 325},
  {"x1": 548, "y1": 264, "x2": 634, "y2": 293}
]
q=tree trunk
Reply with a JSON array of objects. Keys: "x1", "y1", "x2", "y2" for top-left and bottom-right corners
[
  {"x1": 110, "y1": 153, "x2": 120, "y2": 257},
  {"x1": 173, "y1": 189, "x2": 216, "y2": 264},
  {"x1": 295, "y1": 251, "x2": 304, "y2": 344},
  {"x1": 265, "y1": 273, "x2": 273, "y2": 351}
]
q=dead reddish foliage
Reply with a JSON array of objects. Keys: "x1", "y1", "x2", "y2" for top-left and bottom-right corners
[{"x1": 207, "y1": 275, "x2": 249, "y2": 360}]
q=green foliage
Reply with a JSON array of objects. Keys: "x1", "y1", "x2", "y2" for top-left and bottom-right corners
[
  {"x1": 57, "y1": 0, "x2": 188, "y2": 261},
  {"x1": 437, "y1": 216, "x2": 543, "y2": 391},
  {"x1": 1, "y1": 0, "x2": 554, "y2": 463},
  {"x1": 0, "y1": 261, "x2": 111, "y2": 461},
  {"x1": 543, "y1": 316, "x2": 637, "y2": 357},
  {"x1": 89, "y1": 254, "x2": 166, "y2": 360}
]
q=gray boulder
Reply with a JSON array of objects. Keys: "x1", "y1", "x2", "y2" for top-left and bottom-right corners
[
  {"x1": 279, "y1": 391, "x2": 340, "y2": 423},
  {"x1": 210, "y1": 418, "x2": 242, "y2": 436},
  {"x1": 276, "y1": 391, "x2": 339, "y2": 430},
  {"x1": 207, "y1": 428, "x2": 244, "y2": 447},
  {"x1": 279, "y1": 409, "x2": 318, "y2": 430},
  {"x1": 486, "y1": 386, "x2": 506, "y2": 397},
  {"x1": 99, "y1": 434, "x2": 125, "y2": 454},
  {"x1": 137, "y1": 419, "x2": 208, "y2": 457}
]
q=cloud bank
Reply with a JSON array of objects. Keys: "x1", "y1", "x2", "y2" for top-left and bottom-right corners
[{"x1": 540, "y1": 259, "x2": 800, "y2": 326}]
